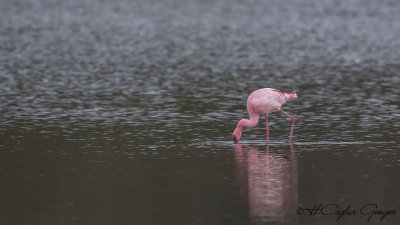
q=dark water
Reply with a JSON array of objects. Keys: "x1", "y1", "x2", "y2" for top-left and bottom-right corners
[{"x1": 1, "y1": 0, "x2": 400, "y2": 224}]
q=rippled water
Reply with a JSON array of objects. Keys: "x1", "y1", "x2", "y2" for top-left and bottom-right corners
[{"x1": 1, "y1": 0, "x2": 399, "y2": 224}]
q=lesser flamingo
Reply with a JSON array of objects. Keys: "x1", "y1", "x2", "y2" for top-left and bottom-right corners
[{"x1": 233, "y1": 88, "x2": 297, "y2": 144}]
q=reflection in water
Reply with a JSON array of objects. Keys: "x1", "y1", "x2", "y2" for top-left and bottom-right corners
[{"x1": 235, "y1": 144, "x2": 298, "y2": 225}]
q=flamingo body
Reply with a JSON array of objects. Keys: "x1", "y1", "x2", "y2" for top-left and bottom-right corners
[{"x1": 233, "y1": 88, "x2": 297, "y2": 144}]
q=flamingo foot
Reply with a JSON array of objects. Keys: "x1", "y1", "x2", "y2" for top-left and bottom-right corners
[{"x1": 233, "y1": 135, "x2": 239, "y2": 144}]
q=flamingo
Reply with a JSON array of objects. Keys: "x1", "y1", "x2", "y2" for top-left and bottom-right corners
[{"x1": 233, "y1": 88, "x2": 297, "y2": 144}]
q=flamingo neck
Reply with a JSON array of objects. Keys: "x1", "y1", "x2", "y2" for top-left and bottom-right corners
[{"x1": 235, "y1": 113, "x2": 256, "y2": 129}]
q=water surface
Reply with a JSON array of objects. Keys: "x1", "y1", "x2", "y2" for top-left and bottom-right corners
[{"x1": 1, "y1": 0, "x2": 399, "y2": 224}]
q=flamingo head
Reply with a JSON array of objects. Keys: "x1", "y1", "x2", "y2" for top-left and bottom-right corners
[{"x1": 233, "y1": 128, "x2": 241, "y2": 144}]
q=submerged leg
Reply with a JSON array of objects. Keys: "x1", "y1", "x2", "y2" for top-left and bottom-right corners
[
  {"x1": 265, "y1": 114, "x2": 269, "y2": 145},
  {"x1": 279, "y1": 109, "x2": 295, "y2": 141}
]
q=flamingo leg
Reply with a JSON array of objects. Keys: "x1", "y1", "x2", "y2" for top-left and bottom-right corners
[
  {"x1": 279, "y1": 109, "x2": 295, "y2": 141},
  {"x1": 265, "y1": 114, "x2": 269, "y2": 145}
]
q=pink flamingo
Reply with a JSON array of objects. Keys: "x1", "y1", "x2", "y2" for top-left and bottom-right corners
[{"x1": 233, "y1": 88, "x2": 297, "y2": 144}]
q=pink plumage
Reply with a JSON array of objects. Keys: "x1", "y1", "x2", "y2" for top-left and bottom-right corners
[{"x1": 233, "y1": 88, "x2": 297, "y2": 144}]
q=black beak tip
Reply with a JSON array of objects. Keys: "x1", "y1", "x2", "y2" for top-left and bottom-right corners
[{"x1": 233, "y1": 136, "x2": 239, "y2": 144}]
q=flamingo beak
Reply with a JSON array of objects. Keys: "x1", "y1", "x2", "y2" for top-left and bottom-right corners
[{"x1": 233, "y1": 135, "x2": 239, "y2": 144}]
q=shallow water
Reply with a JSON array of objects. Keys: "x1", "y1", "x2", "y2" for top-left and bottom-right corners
[{"x1": 1, "y1": 0, "x2": 400, "y2": 224}]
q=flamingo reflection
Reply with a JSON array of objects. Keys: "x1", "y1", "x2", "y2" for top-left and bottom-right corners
[{"x1": 235, "y1": 144, "x2": 298, "y2": 224}]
